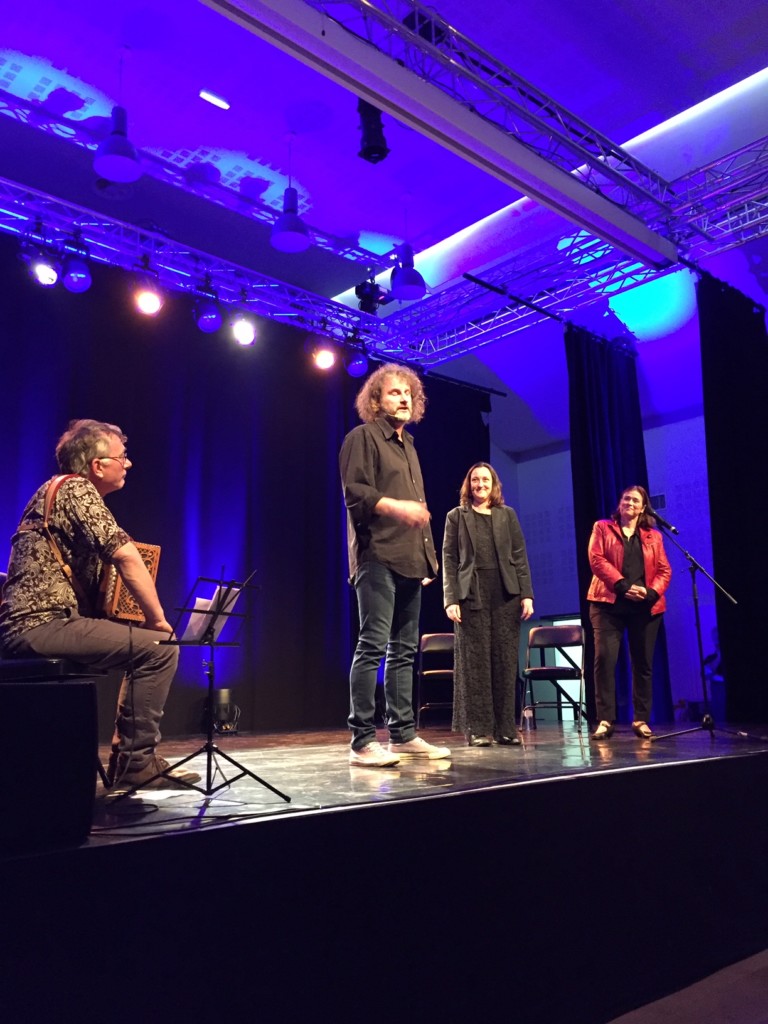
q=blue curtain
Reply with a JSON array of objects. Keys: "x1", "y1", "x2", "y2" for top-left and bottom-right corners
[
  {"x1": 697, "y1": 273, "x2": 768, "y2": 723},
  {"x1": 565, "y1": 323, "x2": 673, "y2": 724},
  {"x1": 0, "y1": 234, "x2": 489, "y2": 737}
]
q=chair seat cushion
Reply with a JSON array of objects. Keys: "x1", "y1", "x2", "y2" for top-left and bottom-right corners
[
  {"x1": 0, "y1": 657, "x2": 100, "y2": 682},
  {"x1": 523, "y1": 666, "x2": 581, "y2": 680}
]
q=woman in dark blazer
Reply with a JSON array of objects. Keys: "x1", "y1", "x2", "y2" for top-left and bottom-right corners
[{"x1": 443, "y1": 462, "x2": 534, "y2": 746}]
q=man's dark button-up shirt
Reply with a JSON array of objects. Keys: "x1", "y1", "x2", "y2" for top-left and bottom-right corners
[{"x1": 340, "y1": 417, "x2": 438, "y2": 581}]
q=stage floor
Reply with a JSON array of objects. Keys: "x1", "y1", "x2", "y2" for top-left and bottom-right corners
[{"x1": 91, "y1": 718, "x2": 768, "y2": 847}]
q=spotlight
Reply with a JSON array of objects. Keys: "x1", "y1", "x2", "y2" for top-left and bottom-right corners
[
  {"x1": 133, "y1": 278, "x2": 164, "y2": 316},
  {"x1": 61, "y1": 255, "x2": 92, "y2": 294},
  {"x1": 345, "y1": 351, "x2": 369, "y2": 378},
  {"x1": 312, "y1": 344, "x2": 337, "y2": 370},
  {"x1": 355, "y1": 278, "x2": 391, "y2": 315},
  {"x1": 212, "y1": 689, "x2": 240, "y2": 735},
  {"x1": 271, "y1": 186, "x2": 311, "y2": 253},
  {"x1": 27, "y1": 250, "x2": 60, "y2": 287},
  {"x1": 194, "y1": 296, "x2": 222, "y2": 333},
  {"x1": 231, "y1": 313, "x2": 256, "y2": 346},
  {"x1": 358, "y1": 99, "x2": 389, "y2": 163},
  {"x1": 94, "y1": 105, "x2": 142, "y2": 184},
  {"x1": 390, "y1": 243, "x2": 427, "y2": 301}
]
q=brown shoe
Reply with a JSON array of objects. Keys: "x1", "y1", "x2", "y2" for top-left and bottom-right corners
[
  {"x1": 112, "y1": 755, "x2": 201, "y2": 791},
  {"x1": 591, "y1": 721, "x2": 615, "y2": 740}
]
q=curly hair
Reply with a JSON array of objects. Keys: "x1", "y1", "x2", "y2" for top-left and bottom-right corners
[
  {"x1": 459, "y1": 462, "x2": 505, "y2": 508},
  {"x1": 354, "y1": 363, "x2": 427, "y2": 424},
  {"x1": 55, "y1": 419, "x2": 127, "y2": 476},
  {"x1": 611, "y1": 484, "x2": 655, "y2": 529}
]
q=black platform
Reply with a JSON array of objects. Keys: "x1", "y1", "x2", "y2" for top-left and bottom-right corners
[{"x1": 1, "y1": 723, "x2": 767, "y2": 1024}]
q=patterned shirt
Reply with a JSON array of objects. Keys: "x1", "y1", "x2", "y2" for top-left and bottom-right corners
[{"x1": 0, "y1": 476, "x2": 130, "y2": 643}]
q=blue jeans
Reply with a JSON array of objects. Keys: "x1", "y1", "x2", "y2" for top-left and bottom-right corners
[{"x1": 349, "y1": 560, "x2": 422, "y2": 750}]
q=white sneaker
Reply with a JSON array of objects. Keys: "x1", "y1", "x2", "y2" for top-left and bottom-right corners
[
  {"x1": 349, "y1": 741, "x2": 400, "y2": 768},
  {"x1": 388, "y1": 736, "x2": 451, "y2": 760}
]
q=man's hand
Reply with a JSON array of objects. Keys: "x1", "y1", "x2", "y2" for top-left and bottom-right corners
[
  {"x1": 373, "y1": 495, "x2": 431, "y2": 527},
  {"x1": 392, "y1": 499, "x2": 431, "y2": 528},
  {"x1": 144, "y1": 617, "x2": 175, "y2": 634}
]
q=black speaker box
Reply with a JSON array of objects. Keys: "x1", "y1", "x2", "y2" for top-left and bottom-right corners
[{"x1": 0, "y1": 679, "x2": 97, "y2": 856}]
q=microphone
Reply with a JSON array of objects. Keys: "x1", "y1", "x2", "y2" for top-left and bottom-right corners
[{"x1": 647, "y1": 506, "x2": 679, "y2": 534}]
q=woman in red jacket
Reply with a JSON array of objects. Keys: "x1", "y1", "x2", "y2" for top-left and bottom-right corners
[{"x1": 587, "y1": 485, "x2": 671, "y2": 740}]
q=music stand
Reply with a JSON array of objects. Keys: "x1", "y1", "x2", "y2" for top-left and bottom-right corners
[{"x1": 111, "y1": 573, "x2": 291, "y2": 802}]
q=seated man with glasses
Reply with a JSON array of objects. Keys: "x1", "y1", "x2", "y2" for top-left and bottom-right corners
[{"x1": 0, "y1": 418, "x2": 199, "y2": 791}]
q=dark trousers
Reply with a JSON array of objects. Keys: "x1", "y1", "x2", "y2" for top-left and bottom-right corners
[
  {"x1": 4, "y1": 610, "x2": 178, "y2": 767},
  {"x1": 348, "y1": 560, "x2": 422, "y2": 750},
  {"x1": 589, "y1": 602, "x2": 662, "y2": 723}
]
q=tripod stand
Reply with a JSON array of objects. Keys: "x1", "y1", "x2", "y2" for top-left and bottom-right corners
[
  {"x1": 112, "y1": 574, "x2": 291, "y2": 802},
  {"x1": 651, "y1": 531, "x2": 763, "y2": 744}
]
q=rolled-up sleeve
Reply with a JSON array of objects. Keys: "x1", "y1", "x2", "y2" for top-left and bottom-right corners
[{"x1": 339, "y1": 426, "x2": 383, "y2": 528}]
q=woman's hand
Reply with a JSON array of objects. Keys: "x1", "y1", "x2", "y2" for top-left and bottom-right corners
[
  {"x1": 520, "y1": 598, "x2": 534, "y2": 621},
  {"x1": 445, "y1": 603, "x2": 462, "y2": 623}
]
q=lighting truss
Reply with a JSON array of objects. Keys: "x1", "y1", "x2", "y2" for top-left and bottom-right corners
[
  {"x1": 0, "y1": 87, "x2": 389, "y2": 272},
  {"x1": 207, "y1": 0, "x2": 678, "y2": 267},
  {"x1": 668, "y1": 134, "x2": 768, "y2": 257},
  {"x1": 382, "y1": 244, "x2": 663, "y2": 364},
  {"x1": 290, "y1": 0, "x2": 678, "y2": 221},
  {"x1": 0, "y1": 176, "x2": 402, "y2": 353}
]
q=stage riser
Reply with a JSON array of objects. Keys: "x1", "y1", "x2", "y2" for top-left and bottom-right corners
[
  {"x1": 2, "y1": 752, "x2": 767, "y2": 1022},
  {"x1": 0, "y1": 679, "x2": 96, "y2": 854}
]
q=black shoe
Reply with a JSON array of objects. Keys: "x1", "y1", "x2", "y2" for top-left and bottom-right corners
[
  {"x1": 496, "y1": 735, "x2": 522, "y2": 746},
  {"x1": 467, "y1": 734, "x2": 492, "y2": 747},
  {"x1": 110, "y1": 755, "x2": 201, "y2": 791}
]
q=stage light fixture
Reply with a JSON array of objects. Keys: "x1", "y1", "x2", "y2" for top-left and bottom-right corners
[
  {"x1": 194, "y1": 296, "x2": 222, "y2": 333},
  {"x1": 312, "y1": 344, "x2": 336, "y2": 370},
  {"x1": 354, "y1": 278, "x2": 391, "y2": 315},
  {"x1": 390, "y1": 243, "x2": 427, "y2": 301},
  {"x1": 345, "y1": 351, "x2": 369, "y2": 378},
  {"x1": 212, "y1": 688, "x2": 241, "y2": 735},
  {"x1": 61, "y1": 255, "x2": 92, "y2": 294},
  {"x1": 271, "y1": 186, "x2": 311, "y2": 253},
  {"x1": 231, "y1": 313, "x2": 256, "y2": 346},
  {"x1": 94, "y1": 105, "x2": 142, "y2": 184},
  {"x1": 27, "y1": 249, "x2": 60, "y2": 287},
  {"x1": 133, "y1": 278, "x2": 164, "y2": 316},
  {"x1": 358, "y1": 99, "x2": 389, "y2": 163}
]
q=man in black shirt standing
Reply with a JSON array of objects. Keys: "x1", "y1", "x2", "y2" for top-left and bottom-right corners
[{"x1": 340, "y1": 363, "x2": 451, "y2": 767}]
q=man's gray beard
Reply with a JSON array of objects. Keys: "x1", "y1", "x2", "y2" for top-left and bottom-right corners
[{"x1": 386, "y1": 410, "x2": 411, "y2": 425}]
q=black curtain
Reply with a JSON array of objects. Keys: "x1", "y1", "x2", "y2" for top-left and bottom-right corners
[
  {"x1": 565, "y1": 323, "x2": 673, "y2": 724},
  {"x1": 0, "y1": 234, "x2": 489, "y2": 738},
  {"x1": 697, "y1": 273, "x2": 768, "y2": 723}
]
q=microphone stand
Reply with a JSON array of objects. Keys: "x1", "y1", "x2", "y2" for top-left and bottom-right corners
[{"x1": 649, "y1": 522, "x2": 765, "y2": 744}]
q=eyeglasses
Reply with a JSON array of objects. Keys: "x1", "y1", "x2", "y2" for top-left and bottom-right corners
[{"x1": 97, "y1": 451, "x2": 129, "y2": 466}]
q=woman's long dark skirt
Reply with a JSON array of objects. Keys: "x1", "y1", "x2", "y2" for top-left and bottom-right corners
[{"x1": 452, "y1": 568, "x2": 521, "y2": 738}]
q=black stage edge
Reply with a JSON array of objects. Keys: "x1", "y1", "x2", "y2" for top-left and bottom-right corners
[{"x1": 2, "y1": 750, "x2": 767, "y2": 1023}]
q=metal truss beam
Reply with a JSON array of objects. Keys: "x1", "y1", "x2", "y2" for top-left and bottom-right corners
[
  {"x1": 204, "y1": 0, "x2": 679, "y2": 268},
  {"x1": 669, "y1": 135, "x2": 768, "y2": 256},
  {"x1": 0, "y1": 89, "x2": 389, "y2": 273},
  {"x1": 0, "y1": 176, "x2": 400, "y2": 353}
]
